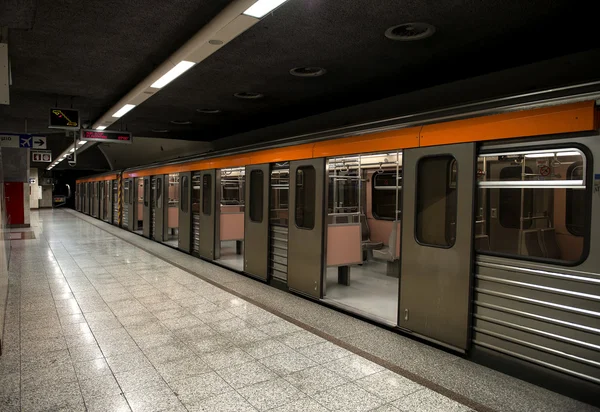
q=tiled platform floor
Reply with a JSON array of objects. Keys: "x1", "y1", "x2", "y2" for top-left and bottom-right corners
[{"x1": 1, "y1": 210, "x2": 475, "y2": 412}]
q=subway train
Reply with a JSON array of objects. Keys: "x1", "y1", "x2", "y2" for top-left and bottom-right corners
[{"x1": 75, "y1": 99, "x2": 600, "y2": 403}]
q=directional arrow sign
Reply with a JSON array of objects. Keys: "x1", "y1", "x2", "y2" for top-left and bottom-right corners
[{"x1": 33, "y1": 136, "x2": 47, "y2": 149}]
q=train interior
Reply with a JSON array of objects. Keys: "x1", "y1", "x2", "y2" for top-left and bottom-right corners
[
  {"x1": 323, "y1": 152, "x2": 402, "y2": 324},
  {"x1": 135, "y1": 177, "x2": 144, "y2": 235},
  {"x1": 475, "y1": 147, "x2": 586, "y2": 262},
  {"x1": 215, "y1": 167, "x2": 245, "y2": 271},
  {"x1": 163, "y1": 173, "x2": 180, "y2": 248}
]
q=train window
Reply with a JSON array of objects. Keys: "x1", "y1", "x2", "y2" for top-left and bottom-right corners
[
  {"x1": 249, "y1": 170, "x2": 264, "y2": 223},
  {"x1": 372, "y1": 171, "x2": 401, "y2": 220},
  {"x1": 566, "y1": 161, "x2": 585, "y2": 237},
  {"x1": 144, "y1": 179, "x2": 149, "y2": 207},
  {"x1": 499, "y1": 166, "x2": 533, "y2": 229},
  {"x1": 295, "y1": 166, "x2": 316, "y2": 230},
  {"x1": 476, "y1": 148, "x2": 588, "y2": 264},
  {"x1": 202, "y1": 174, "x2": 212, "y2": 215},
  {"x1": 416, "y1": 156, "x2": 457, "y2": 248},
  {"x1": 181, "y1": 176, "x2": 189, "y2": 213},
  {"x1": 157, "y1": 178, "x2": 163, "y2": 208}
]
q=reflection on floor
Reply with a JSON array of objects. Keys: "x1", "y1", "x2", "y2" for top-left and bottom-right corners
[
  {"x1": 134, "y1": 229, "x2": 143, "y2": 235},
  {"x1": 162, "y1": 238, "x2": 178, "y2": 248},
  {"x1": 216, "y1": 240, "x2": 244, "y2": 271},
  {"x1": 324, "y1": 260, "x2": 398, "y2": 324}
]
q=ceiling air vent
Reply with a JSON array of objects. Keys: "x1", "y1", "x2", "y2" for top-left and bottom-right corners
[
  {"x1": 197, "y1": 108, "x2": 222, "y2": 114},
  {"x1": 385, "y1": 23, "x2": 435, "y2": 41},
  {"x1": 290, "y1": 67, "x2": 326, "y2": 77},
  {"x1": 234, "y1": 92, "x2": 264, "y2": 99}
]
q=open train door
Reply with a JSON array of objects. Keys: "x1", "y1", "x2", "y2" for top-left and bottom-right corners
[
  {"x1": 399, "y1": 143, "x2": 475, "y2": 351},
  {"x1": 244, "y1": 164, "x2": 270, "y2": 281},
  {"x1": 178, "y1": 172, "x2": 192, "y2": 252},
  {"x1": 288, "y1": 159, "x2": 326, "y2": 299}
]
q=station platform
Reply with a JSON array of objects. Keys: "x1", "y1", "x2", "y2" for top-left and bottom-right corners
[{"x1": 0, "y1": 210, "x2": 597, "y2": 412}]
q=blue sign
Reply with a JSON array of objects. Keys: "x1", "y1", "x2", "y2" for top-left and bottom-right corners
[{"x1": 19, "y1": 135, "x2": 32, "y2": 148}]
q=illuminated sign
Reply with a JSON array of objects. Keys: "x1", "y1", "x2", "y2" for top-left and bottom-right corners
[
  {"x1": 80, "y1": 129, "x2": 133, "y2": 144},
  {"x1": 49, "y1": 108, "x2": 80, "y2": 130}
]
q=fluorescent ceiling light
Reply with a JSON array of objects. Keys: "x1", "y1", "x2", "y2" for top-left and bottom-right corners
[
  {"x1": 244, "y1": 0, "x2": 289, "y2": 18},
  {"x1": 112, "y1": 104, "x2": 136, "y2": 118},
  {"x1": 151, "y1": 61, "x2": 195, "y2": 89},
  {"x1": 78, "y1": 141, "x2": 87, "y2": 146},
  {"x1": 69, "y1": 148, "x2": 75, "y2": 153},
  {"x1": 96, "y1": 126, "x2": 107, "y2": 131}
]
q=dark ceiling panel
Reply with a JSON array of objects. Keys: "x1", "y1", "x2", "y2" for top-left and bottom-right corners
[
  {"x1": 1, "y1": 0, "x2": 600, "y2": 148},
  {"x1": 119, "y1": 0, "x2": 600, "y2": 140},
  {"x1": 0, "y1": 0, "x2": 232, "y2": 133}
]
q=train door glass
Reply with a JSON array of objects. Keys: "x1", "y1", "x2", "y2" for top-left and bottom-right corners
[
  {"x1": 323, "y1": 151, "x2": 401, "y2": 325},
  {"x1": 162, "y1": 174, "x2": 179, "y2": 247},
  {"x1": 135, "y1": 177, "x2": 144, "y2": 234},
  {"x1": 269, "y1": 165, "x2": 289, "y2": 282},
  {"x1": 215, "y1": 167, "x2": 245, "y2": 270}
]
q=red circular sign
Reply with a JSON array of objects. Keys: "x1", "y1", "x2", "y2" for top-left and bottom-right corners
[{"x1": 540, "y1": 165, "x2": 551, "y2": 177}]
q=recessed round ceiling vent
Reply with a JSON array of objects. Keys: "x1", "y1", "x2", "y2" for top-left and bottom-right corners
[
  {"x1": 290, "y1": 67, "x2": 327, "y2": 77},
  {"x1": 209, "y1": 39, "x2": 223, "y2": 45},
  {"x1": 234, "y1": 92, "x2": 264, "y2": 99},
  {"x1": 170, "y1": 120, "x2": 192, "y2": 125},
  {"x1": 151, "y1": 129, "x2": 169, "y2": 133},
  {"x1": 196, "y1": 108, "x2": 222, "y2": 114},
  {"x1": 385, "y1": 23, "x2": 435, "y2": 41}
]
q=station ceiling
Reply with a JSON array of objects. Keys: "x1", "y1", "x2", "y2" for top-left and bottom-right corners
[{"x1": 2, "y1": 0, "x2": 600, "y2": 148}]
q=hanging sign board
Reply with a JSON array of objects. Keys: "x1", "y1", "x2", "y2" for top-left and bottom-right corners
[
  {"x1": 32, "y1": 150, "x2": 52, "y2": 163},
  {"x1": 49, "y1": 108, "x2": 80, "y2": 130},
  {"x1": 80, "y1": 129, "x2": 132, "y2": 144},
  {"x1": 0, "y1": 134, "x2": 46, "y2": 148}
]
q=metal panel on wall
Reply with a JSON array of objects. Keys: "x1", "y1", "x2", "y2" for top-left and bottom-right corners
[
  {"x1": 198, "y1": 170, "x2": 216, "y2": 260},
  {"x1": 244, "y1": 164, "x2": 270, "y2": 281},
  {"x1": 178, "y1": 172, "x2": 192, "y2": 252},
  {"x1": 399, "y1": 142, "x2": 475, "y2": 351},
  {"x1": 287, "y1": 158, "x2": 325, "y2": 299}
]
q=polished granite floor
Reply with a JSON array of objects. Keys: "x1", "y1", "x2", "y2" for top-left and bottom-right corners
[{"x1": 0, "y1": 210, "x2": 475, "y2": 412}]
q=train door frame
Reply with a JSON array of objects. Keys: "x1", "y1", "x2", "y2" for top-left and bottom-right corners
[
  {"x1": 244, "y1": 164, "x2": 270, "y2": 281},
  {"x1": 287, "y1": 158, "x2": 326, "y2": 299},
  {"x1": 99, "y1": 182, "x2": 105, "y2": 220},
  {"x1": 198, "y1": 170, "x2": 216, "y2": 260},
  {"x1": 84, "y1": 183, "x2": 89, "y2": 214},
  {"x1": 127, "y1": 178, "x2": 135, "y2": 231},
  {"x1": 106, "y1": 180, "x2": 113, "y2": 224},
  {"x1": 153, "y1": 175, "x2": 165, "y2": 241},
  {"x1": 399, "y1": 142, "x2": 476, "y2": 351},
  {"x1": 93, "y1": 182, "x2": 100, "y2": 218},
  {"x1": 143, "y1": 177, "x2": 151, "y2": 237},
  {"x1": 178, "y1": 172, "x2": 192, "y2": 252}
]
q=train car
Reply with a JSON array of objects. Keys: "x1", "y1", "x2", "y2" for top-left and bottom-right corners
[
  {"x1": 76, "y1": 99, "x2": 600, "y2": 401},
  {"x1": 77, "y1": 172, "x2": 120, "y2": 225}
]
